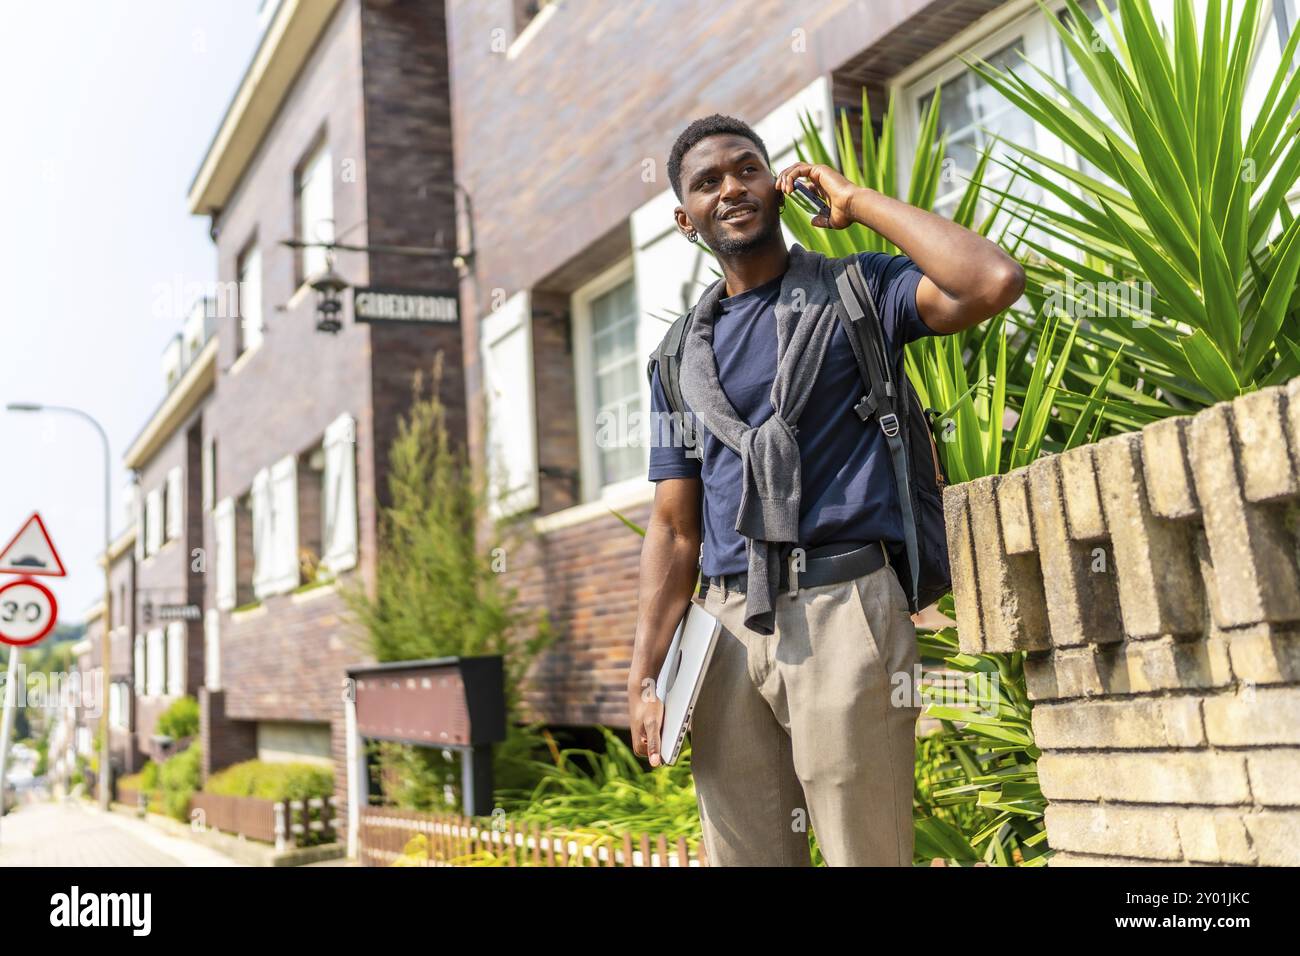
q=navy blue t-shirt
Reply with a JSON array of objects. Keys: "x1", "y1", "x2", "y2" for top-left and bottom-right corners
[{"x1": 648, "y1": 251, "x2": 935, "y2": 578}]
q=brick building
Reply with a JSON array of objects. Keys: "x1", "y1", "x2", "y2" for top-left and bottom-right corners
[
  {"x1": 182, "y1": 0, "x2": 464, "y2": 799},
  {"x1": 449, "y1": 0, "x2": 1299, "y2": 730},
  {"x1": 123, "y1": 297, "x2": 216, "y2": 769},
  {"x1": 84, "y1": 529, "x2": 138, "y2": 774}
]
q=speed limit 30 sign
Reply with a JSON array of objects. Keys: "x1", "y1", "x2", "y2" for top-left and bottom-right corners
[{"x1": 0, "y1": 577, "x2": 58, "y2": 646}]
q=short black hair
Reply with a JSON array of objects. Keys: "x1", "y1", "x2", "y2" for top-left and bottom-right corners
[{"x1": 667, "y1": 113, "x2": 771, "y2": 203}]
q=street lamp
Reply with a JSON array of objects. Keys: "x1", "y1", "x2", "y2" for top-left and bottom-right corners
[
  {"x1": 280, "y1": 179, "x2": 477, "y2": 335},
  {"x1": 309, "y1": 256, "x2": 349, "y2": 335},
  {"x1": 5, "y1": 402, "x2": 113, "y2": 812}
]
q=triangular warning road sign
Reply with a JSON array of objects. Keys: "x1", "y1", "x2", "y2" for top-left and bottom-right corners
[{"x1": 0, "y1": 512, "x2": 67, "y2": 577}]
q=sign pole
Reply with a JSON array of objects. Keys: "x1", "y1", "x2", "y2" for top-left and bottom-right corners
[{"x1": 0, "y1": 646, "x2": 23, "y2": 846}]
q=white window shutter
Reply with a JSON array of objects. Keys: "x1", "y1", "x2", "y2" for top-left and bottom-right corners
[
  {"x1": 214, "y1": 497, "x2": 236, "y2": 611},
  {"x1": 166, "y1": 621, "x2": 185, "y2": 696},
  {"x1": 133, "y1": 634, "x2": 145, "y2": 691},
  {"x1": 134, "y1": 492, "x2": 145, "y2": 561},
  {"x1": 322, "y1": 413, "x2": 358, "y2": 573},
  {"x1": 146, "y1": 628, "x2": 165, "y2": 696},
  {"x1": 204, "y1": 608, "x2": 221, "y2": 691},
  {"x1": 166, "y1": 466, "x2": 183, "y2": 541},
  {"x1": 259, "y1": 454, "x2": 299, "y2": 596},
  {"x1": 480, "y1": 291, "x2": 539, "y2": 517},
  {"x1": 251, "y1": 467, "x2": 272, "y2": 598},
  {"x1": 239, "y1": 246, "x2": 264, "y2": 352},
  {"x1": 146, "y1": 488, "x2": 163, "y2": 556},
  {"x1": 201, "y1": 438, "x2": 215, "y2": 512}
]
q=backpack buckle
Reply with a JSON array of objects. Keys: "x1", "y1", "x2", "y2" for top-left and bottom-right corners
[
  {"x1": 879, "y1": 412, "x2": 901, "y2": 438},
  {"x1": 853, "y1": 394, "x2": 875, "y2": 422}
]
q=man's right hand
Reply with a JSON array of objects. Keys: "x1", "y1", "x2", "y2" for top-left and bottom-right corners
[
  {"x1": 627, "y1": 477, "x2": 702, "y2": 770},
  {"x1": 628, "y1": 676, "x2": 665, "y2": 767}
]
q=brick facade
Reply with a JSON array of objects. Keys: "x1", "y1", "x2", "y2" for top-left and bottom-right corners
[
  {"x1": 131, "y1": 402, "x2": 208, "y2": 764},
  {"x1": 445, "y1": 0, "x2": 990, "y2": 726},
  {"x1": 193, "y1": 0, "x2": 464, "y2": 802}
]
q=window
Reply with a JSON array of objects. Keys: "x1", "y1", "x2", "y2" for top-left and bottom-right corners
[
  {"x1": 165, "y1": 466, "x2": 183, "y2": 542},
  {"x1": 252, "y1": 454, "x2": 300, "y2": 598},
  {"x1": 480, "y1": 291, "x2": 540, "y2": 517},
  {"x1": 204, "y1": 608, "x2": 221, "y2": 691},
  {"x1": 298, "y1": 442, "x2": 325, "y2": 580},
  {"x1": 1277, "y1": 0, "x2": 1298, "y2": 51},
  {"x1": 901, "y1": 7, "x2": 1098, "y2": 257},
  {"x1": 574, "y1": 267, "x2": 644, "y2": 498},
  {"x1": 238, "y1": 244, "x2": 263, "y2": 354},
  {"x1": 161, "y1": 336, "x2": 183, "y2": 391},
  {"x1": 914, "y1": 38, "x2": 1042, "y2": 221},
  {"x1": 322, "y1": 414, "x2": 358, "y2": 573},
  {"x1": 166, "y1": 621, "x2": 185, "y2": 696},
  {"x1": 133, "y1": 634, "x2": 145, "y2": 692},
  {"x1": 214, "y1": 497, "x2": 237, "y2": 611},
  {"x1": 296, "y1": 139, "x2": 334, "y2": 284},
  {"x1": 110, "y1": 683, "x2": 130, "y2": 729},
  {"x1": 1059, "y1": 0, "x2": 1122, "y2": 184},
  {"x1": 145, "y1": 487, "x2": 163, "y2": 556},
  {"x1": 201, "y1": 438, "x2": 216, "y2": 512},
  {"x1": 145, "y1": 628, "x2": 165, "y2": 696}
]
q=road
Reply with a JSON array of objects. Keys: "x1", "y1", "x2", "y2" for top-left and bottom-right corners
[{"x1": 0, "y1": 797, "x2": 244, "y2": 867}]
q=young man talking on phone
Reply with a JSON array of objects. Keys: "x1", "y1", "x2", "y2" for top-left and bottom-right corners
[{"x1": 626, "y1": 114, "x2": 1023, "y2": 867}]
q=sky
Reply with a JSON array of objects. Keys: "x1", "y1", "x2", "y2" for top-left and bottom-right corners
[{"x1": 0, "y1": 1, "x2": 265, "y2": 625}]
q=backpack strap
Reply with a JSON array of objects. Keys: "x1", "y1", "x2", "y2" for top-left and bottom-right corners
[
  {"x1": 832, "y1": 257, "x2": 920, "y2": 609},
  {"x1": 646, "y1": 307, "x2": 702, "y2": 460}
]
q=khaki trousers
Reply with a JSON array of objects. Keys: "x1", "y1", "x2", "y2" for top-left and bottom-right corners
[{"x1": 687, "y1": 562, "x2": 922, "y2": 867}]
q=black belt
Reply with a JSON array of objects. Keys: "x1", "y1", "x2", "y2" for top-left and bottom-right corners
[{"x1": 696, "y1": 541, "x2": 889, "y2": 599}]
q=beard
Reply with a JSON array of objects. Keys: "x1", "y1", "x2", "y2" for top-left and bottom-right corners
[{"x1": 707, "y1": 208, "x2": 782, "y2": 255}]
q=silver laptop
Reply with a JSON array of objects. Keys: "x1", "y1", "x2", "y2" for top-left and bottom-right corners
[{"x1": 655, "y1": 599, "x2": 722, "y2": 766}]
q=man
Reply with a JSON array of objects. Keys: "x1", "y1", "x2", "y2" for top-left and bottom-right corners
[{"x1": 626, "y1": 113, "x2": 1023, "y2": 867}]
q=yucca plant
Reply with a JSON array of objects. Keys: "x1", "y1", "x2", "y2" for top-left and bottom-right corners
[
  {"x1": 780, "y1": 92, "x2": 1085, "y2": 865},
  {"x1": 784, "y1": 90, "x2": 1121, "y2": 483},
  {"x1": 969, "y1": 0, "x2": 1300, "y2": 405}
]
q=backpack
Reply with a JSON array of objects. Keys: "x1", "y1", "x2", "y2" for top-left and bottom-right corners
[{"x1": 645, "y1": 254, "x2": 952, "y2": 613}]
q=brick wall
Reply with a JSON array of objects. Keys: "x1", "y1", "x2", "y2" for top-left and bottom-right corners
[
  {"x1": 360, "y1": 0, "x2": 467, "y2": 502},
  {"x1": 505, "y1": 499, "x2": 651, "y2": 726},
  {"x1": 447, "y1": 0, "x2": 950, "y2": 498},
  {"x1": 217, "y1": 584, "x2": 373, "y2": 798},
  {"x1": 199, "y1": 688, "x2": 257, "y2": 783},
  {"x1": 944, "y1": 376, "x2": 1300, "y2": 866}
]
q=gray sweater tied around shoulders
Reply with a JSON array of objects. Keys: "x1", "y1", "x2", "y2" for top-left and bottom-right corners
[{"x1": 678, "y1": 243, "x2": 845, "y2": 635}]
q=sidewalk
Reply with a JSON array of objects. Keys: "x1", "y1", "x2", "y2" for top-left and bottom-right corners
[{"x1": 0, "y1": 799, "x2": 245, "y2": 867}]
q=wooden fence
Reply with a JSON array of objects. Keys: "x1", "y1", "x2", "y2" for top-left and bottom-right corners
[
  {"x1": 114, "y1": 787, "x2": 337, "y2": 849},
  {"x1": 358, "y1": 806, "x2": 706, "y2": 867},
  {"x1": 190, "y1": 792, "x2": 279, "y2": 843},
  {"x1": 190, "y1": 792, "x2": 338, "y2": 849}
]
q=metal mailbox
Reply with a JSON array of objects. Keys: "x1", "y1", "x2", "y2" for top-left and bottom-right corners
[{"x1": 346, "y1": 655, "x2": 505, "y2": 818}]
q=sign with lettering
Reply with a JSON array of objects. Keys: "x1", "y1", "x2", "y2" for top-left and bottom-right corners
[
  {"x1": 157, "y1": 604, "x2": 202, "y2": 621},
  {"x1": 352, "y1": 287, "x2": 459, "y2": 325}
]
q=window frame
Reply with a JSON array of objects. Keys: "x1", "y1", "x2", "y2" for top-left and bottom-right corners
[
  {"x1": 237, "y1": 239, "x2": 264, "y2": 357},
  {"x1": 571, "y1": 256, "x2": 647, "y2": 504},
  {"x1": 895, "y1": 9, "x2": 1076, "y2": 222},
  {"x1": 295, "y1": 134, "x2": 334, "y2": 289},
  {"x1": 145, "y1": 627, "x2": 165, "y2": 697}
]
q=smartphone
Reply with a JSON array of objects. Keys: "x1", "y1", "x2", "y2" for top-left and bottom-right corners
[{"x1": 792, "y1": 180, "x2": 831, "y2": 219}]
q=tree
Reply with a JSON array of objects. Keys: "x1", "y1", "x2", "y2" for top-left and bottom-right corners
[{"x1": 343, "y1": 350, "x2": 557, "y2": 808}]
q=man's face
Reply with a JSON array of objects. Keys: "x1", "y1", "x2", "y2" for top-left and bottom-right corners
[{"x1": 676, "y1": 134, "x2": 782, "y2": 256}]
